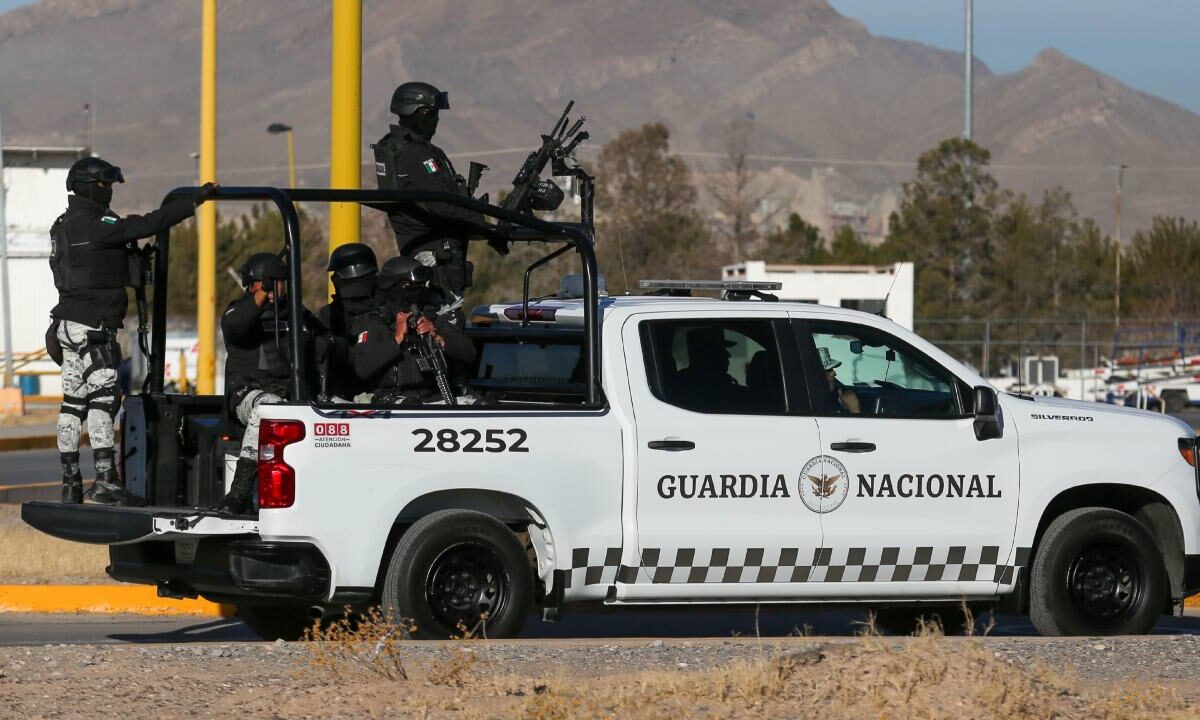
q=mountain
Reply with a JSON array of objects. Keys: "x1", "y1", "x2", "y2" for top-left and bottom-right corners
[{"x1": 1, "y1": 0, "x2": 1197, "y2": 238}]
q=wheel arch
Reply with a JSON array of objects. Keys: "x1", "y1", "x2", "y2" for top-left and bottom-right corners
[
  {"x1": 371, "y1": 489, "x2": 556, "y2": 602},
  {"x1": 1029, "y1": 484, "x2": 1185, "y2": 605}
]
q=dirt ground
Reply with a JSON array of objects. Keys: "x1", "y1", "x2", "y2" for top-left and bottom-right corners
[
  {"x1": 0, "y1": 631, "x2": 1198, "y2": 719},
  {"x1": 0, "y1": 504, "x2": 111, "y2": 583}
]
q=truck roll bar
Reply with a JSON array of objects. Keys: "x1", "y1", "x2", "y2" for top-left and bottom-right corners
[{"x1": 153, "y1": 186, "x2": 602, "y2": 406}]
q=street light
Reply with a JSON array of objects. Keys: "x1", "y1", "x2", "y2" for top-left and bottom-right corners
[{"x1": 267, "y1": 123, "x2": 296, "y2": 188}]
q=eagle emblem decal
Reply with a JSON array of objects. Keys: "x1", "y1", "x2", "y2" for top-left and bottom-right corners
[{"x1": 799, "y1": 455, "x2": 850, "y2": 513}]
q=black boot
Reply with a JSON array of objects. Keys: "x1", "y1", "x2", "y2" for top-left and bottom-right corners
[
  {"x1": 60, "y1": 452, "x2": 83, "y2": 504},
  {"x1": 214, "y1": 457, "x2": 256, "y2": 515},
  {"x1": 86, "y1": 448, "x2": 147, "y2": 507}
]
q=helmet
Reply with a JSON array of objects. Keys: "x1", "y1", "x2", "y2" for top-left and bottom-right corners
[
  {"x1": 389, "y1": 82, "x2": 449, "y2": 117},
  {"x1": 327, "y1": 243, "x2": 378, "y2": 281},
  {"x1": 240, "y1": 252, "x2": 287, "y2": 286},
  {"x1": 66, "y1": 156, "x2": 124, "y2": 191},
  {"x1": 376, "y1": 256, "x2": 432, "y2": 289}
]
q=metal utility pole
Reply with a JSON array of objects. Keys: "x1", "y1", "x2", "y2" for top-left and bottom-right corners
[
  {"x1": 0, "y1": 103, "x2": 13, "y2": 388},
  {"x1": 196, "y1": 0, "x2": 218, "y2": 395},
  {"x1": 267, "y1": 123, "x2": 296, "y2": 187},
  {"x1": 963, "y1": 0, "x2": 973, "y2": 140},
  {"x1": 329, "y1": 0, "x2": 362, "y2": 259},
  {"x1": 1115, "y1": 164, "x2": 1126, "y2": 328}
]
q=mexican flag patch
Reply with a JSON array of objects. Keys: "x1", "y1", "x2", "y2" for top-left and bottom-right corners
[
  {"x1": 357, "y1": 331, "x2": 369, "y2": 343},
  {"x1": 422, "y1": 159, "x2": 440, "y2": 174}
]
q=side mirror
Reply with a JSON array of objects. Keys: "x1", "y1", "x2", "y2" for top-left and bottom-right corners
[{"x1": 973, "y1": 385, "x2": 1003, "y2": 441}]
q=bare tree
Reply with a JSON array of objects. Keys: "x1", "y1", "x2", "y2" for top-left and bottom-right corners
[{"x1": 708, "y1": 117, "x2": 779, "y2": 262}]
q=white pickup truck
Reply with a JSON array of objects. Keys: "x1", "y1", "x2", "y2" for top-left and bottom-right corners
[{"x1": 22, "y1": 188, "x2": 1200, "y2": 640}]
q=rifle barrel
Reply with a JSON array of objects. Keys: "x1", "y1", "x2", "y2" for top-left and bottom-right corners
[{"x1": 551, "y1": 101, "x2": 574, "y2": 139}]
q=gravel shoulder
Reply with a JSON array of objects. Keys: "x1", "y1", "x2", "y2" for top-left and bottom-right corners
[{"x1": 0, "y1": 634, "x2": 1198, "y2": 719}]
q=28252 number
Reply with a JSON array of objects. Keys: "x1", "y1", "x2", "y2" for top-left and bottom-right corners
[{"x1": 412, "y1": 428, "x2": 529, "y2": 453}]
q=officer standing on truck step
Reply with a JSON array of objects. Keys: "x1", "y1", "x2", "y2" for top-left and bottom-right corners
[
  {"x1": 49, "y1": 156, "x2": 216, "y2": 505},
  {"x1": 317, "y1": 242, "x2": 379, "y2": 401},
  {"x1": 215, "y1": 253, "x2": 316, "y2": 514},
  {"x1": 350, "y1": 256, "x2": 475, "y2": 405},
  {"x1": 373, "y1": 81, "x2": 490, "y2": 304}
]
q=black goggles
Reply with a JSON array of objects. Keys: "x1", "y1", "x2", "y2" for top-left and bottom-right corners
[{"x1": 96, "y1": 166, "x2": 125, "y2": 184}]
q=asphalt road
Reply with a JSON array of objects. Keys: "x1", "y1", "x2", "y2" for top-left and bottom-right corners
[
  {"x1": 0, "y1": 449, "x2": 60, "y2": 487},
  {"x1": 2, "y1": 609, "x2": 1200, "y2": 646}
]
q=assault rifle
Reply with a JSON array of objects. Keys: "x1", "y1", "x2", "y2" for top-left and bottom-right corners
[
  {"x1": 497, "y1": 101, "x2": 589, "y2": 252},
  {"x1": 407, "y1": 306, "x2": 456, "y2": 406}
]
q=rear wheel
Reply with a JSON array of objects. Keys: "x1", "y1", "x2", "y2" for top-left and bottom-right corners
[
  {"x1": 236, "y1": 604, "x2": 315, "y2": 641},
  {"x1": 382, "y1": 509, "x2": 533, "y2": 640},
  {"x1": 1029, "y1": 507, "x2": 1167, "y2": 636}
]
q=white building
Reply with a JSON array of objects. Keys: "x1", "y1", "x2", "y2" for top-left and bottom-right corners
[
  {"x1": 722, "y1": 261, "x2": 915, "y2": 330},
  {"x1": 2, "y1": 146, "x2": 90, "y2": 394}
]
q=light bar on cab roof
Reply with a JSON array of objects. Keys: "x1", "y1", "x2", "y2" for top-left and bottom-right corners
[{"x1": 638, "y1": 280, "x2": 783, "y2": 291}]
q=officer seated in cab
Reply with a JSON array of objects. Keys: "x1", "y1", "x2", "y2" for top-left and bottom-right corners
[
  {"x1": 316, "y1": 243, "x2": 379, "y2": 402},
  {"x1": 350, "y1": 256, "x2": 475, "y2": 405},
  {"x1": 50, "y1": 156, "x2": 215, "y2": 505},
  {"x1": 215, "y1": 253, "x2": 315, "y2": 514}
]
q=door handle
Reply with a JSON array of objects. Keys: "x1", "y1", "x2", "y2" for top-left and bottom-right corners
[
  {"x1": 647, "y1": 439, "x2": 695, "y2": 451},
  {"x1": 830, "y1": 441, "x2": 876, "y2": 453}
]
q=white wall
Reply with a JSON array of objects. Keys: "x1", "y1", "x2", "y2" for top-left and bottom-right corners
[{"x1": 723, "y1": 261, "x2": 915, "y2": 330}]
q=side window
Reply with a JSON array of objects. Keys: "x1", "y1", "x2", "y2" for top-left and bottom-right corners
[
  {"x1": 641, "y1": 319, "x2": 786, "y2": 415},
  {"x1": 807, "y1": 323, "x2": 962, "y2": 418}
]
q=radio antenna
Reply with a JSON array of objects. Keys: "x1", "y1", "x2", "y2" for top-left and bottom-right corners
[
  {"x1": 879, "y1": 262, "x2": 902, "y2": 319},
  {"x1": 616, "y1": 231, "x2": 631, "y2": 295}
]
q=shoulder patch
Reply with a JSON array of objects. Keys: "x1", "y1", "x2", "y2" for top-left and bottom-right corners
[
  {"x1": 422, "y1": 159, "x2": 440, "y2": 174},
  {"x1": 100, "y1": 216, "x2": 119, "y2": 225},
  {"x1": 375, "y1": 162, "x2": 387, "y2": 176}
]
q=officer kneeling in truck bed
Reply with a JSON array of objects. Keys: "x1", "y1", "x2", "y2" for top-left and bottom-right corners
[
  {"x1": 350, "y1": 256, "x2": 474, "y2": 405},
  {"x1": 215, "y1": 253, "x2": 317, "y2": 514}
]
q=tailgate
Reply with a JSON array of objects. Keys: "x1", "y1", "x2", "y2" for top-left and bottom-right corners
[{"x1": 21, "y1": 501, "x2": 258, "y2": 545}]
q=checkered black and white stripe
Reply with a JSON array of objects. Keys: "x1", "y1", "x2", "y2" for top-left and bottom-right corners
[{"x1": 564, "y1": 545, "x2": 1031, "y2": 588}]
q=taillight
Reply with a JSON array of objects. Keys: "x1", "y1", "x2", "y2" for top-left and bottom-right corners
[{"x1": 258, "y1": 420, "x2": 305, "y2": 509}]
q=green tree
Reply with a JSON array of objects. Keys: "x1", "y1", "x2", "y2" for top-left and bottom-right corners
[
  {"x1": 881, "y1": 138, "x2": 998, "y2": 320},
  {"x1": 760, "y1": 213, "x2": 828, "y2": 264},
  {"x1": 828, "y1": 226, "x2": 878, "y2": 264},
  {"x1": 594, "y1": 123, "x2": 720, "y2": 292},
  {"x1": 1125, "y1": 217, "x2": 1200, "y2": 319}
]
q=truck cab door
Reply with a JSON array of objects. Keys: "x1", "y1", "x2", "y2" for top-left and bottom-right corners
[
  {"x1": 792, "y1": 317, "x2": 1021, "y2": 598},
  {"x1": 619, "y1": 313, "x2": 824, "y2": 601}
]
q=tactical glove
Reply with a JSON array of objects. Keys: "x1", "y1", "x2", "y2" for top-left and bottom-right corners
[{"x1": 194, "y1": 182, "x2": 219, "y2": 206}]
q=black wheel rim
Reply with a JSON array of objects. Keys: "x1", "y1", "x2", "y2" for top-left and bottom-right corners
[
  {"x1": 424, "y1": 541, "x2": 508, "y2": 634},
  {"x1": 1065, "y1": 542, "x2": 1143, "y2": 624}
]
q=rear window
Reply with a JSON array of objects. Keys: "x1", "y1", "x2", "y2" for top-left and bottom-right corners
[{"x1": 474, "y1": 339, "x2": 584, "y2": 388}]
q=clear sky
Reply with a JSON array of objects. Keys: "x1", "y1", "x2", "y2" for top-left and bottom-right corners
[
  {"x1": 828, "y1": 0, "x2": 1200, "y2": 114},
  {"x1": 1, "y1": 0, "x2": 1196, "y2": 114}
]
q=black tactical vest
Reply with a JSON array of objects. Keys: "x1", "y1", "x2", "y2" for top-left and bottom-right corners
[{"x1": 49, "y1": 214, "x2": 129, "y2": 292}]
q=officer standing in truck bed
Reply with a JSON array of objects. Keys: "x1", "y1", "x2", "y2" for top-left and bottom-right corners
[{"x1": 49, "y1": 157, "x2": 215, "y2": 505}]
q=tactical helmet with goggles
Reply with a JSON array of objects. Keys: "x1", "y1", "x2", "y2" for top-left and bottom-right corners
[
  {"x1": 376, "y1": 256, "x2": 432, "y2": 290},
  {"x1": 390, "y1": 82, "x2": 449, "y2": 118},
  {"x1": 65, "y1": 156, "x2": 124, "y2": 191},
  {"x1": 240, "y1": 252, "x2": 287, "y2": 287},
  {"x1": 327, "y1": 242, "x2": 378, "y2": 281}
]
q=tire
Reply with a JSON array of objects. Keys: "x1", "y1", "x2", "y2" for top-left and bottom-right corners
[
  {"x1": 382, "y1": 509, "x2": 533, "y2": 640},
  {"x1": 1029, "y1": 507, "x2": 1167, "y2": 636},
  {"x1": 872, "y1": 605, "x2": 975, "y2": 636},
  {"x1": 237, "y1": 604, "x2": 315, "y2": 641}
]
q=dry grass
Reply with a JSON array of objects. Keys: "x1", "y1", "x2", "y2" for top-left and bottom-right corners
[
  {"x1": 293, "y1": 616, "x2": 1197, "y2": 720},
  {"x1": 0, "y1": 504, "x2": 111, "y2": 583}
]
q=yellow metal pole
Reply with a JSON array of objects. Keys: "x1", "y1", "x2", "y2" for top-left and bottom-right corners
[
  {"x1": 329, "y1": 0, "x2": 362, "y2": 264},
  {"x1": 286, "y1": 129, "x2": 297, "y2": 188},
  {"x1": 197, "y1": 0, "x2": 218, "y2": 395}
]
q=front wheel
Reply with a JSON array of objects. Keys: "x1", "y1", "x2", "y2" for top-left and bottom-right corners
[
  {"x1": 382, "y1": 509, "x2": 533, "y2": 640},
  {"x1": 1029, "y1": 507, "x2": 1167, "y2": 636}
]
